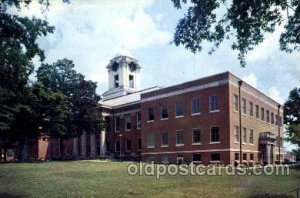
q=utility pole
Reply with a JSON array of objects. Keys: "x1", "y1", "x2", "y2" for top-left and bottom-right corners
[
  {"x1": 119, "y1": 134, "x2": 122, "y2": 162},
  {"x1": 238, "y1": 80, "x2": 243, "y2": 165},
  {"x1": 278, "y1": 104, "x2": 281, "y2": 164}
]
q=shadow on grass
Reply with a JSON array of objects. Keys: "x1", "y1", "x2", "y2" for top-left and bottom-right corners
[
  {"x1": 0, "y1": 193, "x2": 30, "y2": 198},
  {"x1": 248, "y1": 194, "x2": 292, "y2": 198}
]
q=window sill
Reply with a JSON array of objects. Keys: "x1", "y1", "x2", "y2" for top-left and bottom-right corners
[
  {"x1": 125, "y1": 130, "x2": 131, "y2": 132},
  {"x1": 249, "y1": 143, "x2": 254, "y2": 146},
  {"x1": 249, "y1": 115, "x2": 254, "y2": 118},
  {"x1": 147, "y1": 120, "x2": 154, "y2": 123},
  {"x1": 242, "y1": 143, "x2": 247, "y2": 145},
  {"x1": 175, "y1": 115, "x2": 184, "y2": 118},
  {"x1": 161, "y1": 118, "x2": 169, "y2": 121},
  {"x1": 192, "y1": 161, "x2": 202, "y2": 164},
  {"x1": 175, "y1": 144, "x2": 184, "y2": 147},
  {"x1": 234, "y1": 141, "x2": 239, "y2": 144},
  {"x1": 233, "y1": 110, "x2": 238, "y2": 113},
  {"x1": 161, "y1": 145, "x2": 169, "y2": 147},
  {"x1": 209, "y1": 142, "x2": 220, "y2": 144},
  {"x1": 192, "y1": 143, "x2": 201, "y2": 145},
  {"x1": 210, "y1": 110, "x2": 220, "y2": 113},
  {"x1": 115, "y1": 131, "x2": 120, "y2": 133},
  {"x1": 191, "y1": 113, "x2": 201, "y2": 116},
  {"x1": 147, "y1": 146, "x2": 155, "y2": 149},
  {"x1": 210, "y1": 160, "x2": 221, "y2": 163}
]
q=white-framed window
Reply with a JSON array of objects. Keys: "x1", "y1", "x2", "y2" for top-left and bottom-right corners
[
  {"x1": 233, "y1": 94, "x2": 238, "y2": 111},
  {"x1": 114, "y1": 75, "x2": 119, "y2": 88},
  {"x1": 191, "y1": 98, "x2": 200, "y2": 114},
  {"x1": 234, "y1": 125, "x2": 239, "y2": 143},
  {"x1": 242, "y1": 98, "x2": 246, "y2": 114},
  {"x1": 176, "y1": 130, "x2": 184, "y2": 145},
  {"x1": 115, "y1": 116, "x2": 120, "y2": 132},
  {"x1": 192, "y1": 129, "x2": 201, "y2": 144},
  {"x1": 161, "y1": 105, "x2": 168, "y2": 119},
  {"x1": 148, "y1": 108, "x2": 154, "y2": 121},
  {"x1": 147, "y1": 133, "x2": 155, "y2": 148},
  {"x1": 175, "y1": 101, "x2": 184, "y2": 117},
  {"x1": 125, "y1": 114, "x2": 131, "y2": 131},
  {"x1": 137, "y1": 138, "x2": 142, "y2": 150},
  {"x1": 192, "y1": 153, "x2": 201, "y2": 162},
  {"x1": 210, "y1": 126, "x2": 220, "y2": 142},
  {"x1": 126, "y1": 140, "x2": 131, "y2": 151},
  {"x1": 211, "y1": 153, "x2": 220, "y2": 161},
  {"x1": 243, "y1": 153, "x2": 247, "y2": 160},
  {"x1": 161, "y1": 132, "x2": 168, "y2": 146},
  {"x1": 249, "y1": 129, "x2": 254, "y2": 144},
  {"x1": 249, "y1": 102, "x2": 253, "y2": 117},
  {"x1": 210, "y1": 95, "x2": 219, "y2": 111},
  {"x1": 136, "y1": 112, "x2": 141, "y2": 129},
  {"x1": 243, "y1": 127, "x2": 247, "y2": 143},
  {"x1": 129, "y1": 75, "x2": 134, "y2": 88},
  {"x1": 250, "y1": 153, "x2": 254, "y2": 160}
]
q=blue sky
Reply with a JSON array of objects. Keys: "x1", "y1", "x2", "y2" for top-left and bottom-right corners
[{"x1": 18, "y1": 0, "x2": 299, "y2": 150}]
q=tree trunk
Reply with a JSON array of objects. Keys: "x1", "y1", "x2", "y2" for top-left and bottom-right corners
[
  {"x1": 18, "y1": 137, "x2": 27, "y2": 162},
  {"x1": 3, "y1": 147, "x2": 7, "y2": 162},
  {"x1": 60, "y1": 138, "x2": 64, "y2": 160}
]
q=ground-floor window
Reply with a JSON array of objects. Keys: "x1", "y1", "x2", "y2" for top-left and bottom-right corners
[
  {"x1": 235, "y1": 153, "x2": 239, "y2": 160},
  {"x1": 192, "y1": 153, "x2": 201, "y2": 162},
  {"x1": 126, "y1": 140, "x2": 131, "y2": 151},
  {"x1": 250, "y1": 153, "x2": 254, "y2": 160},
  {"x1": 211, "y1": 153, "x2": 220, "y2": 161},
  {"x1": 115, "y1": 141, "x2": 120, "y2": 152},
  {"x1": 161, "y1": 155, "x2": 169, "y2": 164},
  {"x1": 137, "y1": 138, "x2": 142, "y2": 150},
  {"x1": 243, "y1": 153, "x2": 247, "y2": 160}
]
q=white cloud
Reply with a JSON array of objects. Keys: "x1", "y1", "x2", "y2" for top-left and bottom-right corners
[
  {"x1": 268, "y1": 86, "x2": 283, "y2": 104},
  {"x1": 242, "y1": 73, "x2": 258, "y2": 88}
]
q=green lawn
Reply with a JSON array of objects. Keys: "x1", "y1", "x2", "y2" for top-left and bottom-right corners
[{"x1": 0, "y1": 161, "x2": 299, "y2": 198}]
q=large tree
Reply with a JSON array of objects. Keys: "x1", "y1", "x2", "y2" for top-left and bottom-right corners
[
  {"x1": 284, "y1": 87, "x2": 300, "y2": 147},
  {"x1": 172, "y1": 0, "x2": 300, "y2": 67}
]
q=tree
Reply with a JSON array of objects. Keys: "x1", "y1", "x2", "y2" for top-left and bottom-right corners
[
  {"x1": 36, "y1": 59, "x2": 103, "y2": 158},
  {"x1": 172, "y1": 0, "x2": 300, "y2": 67},
  {"x1": 284, "y1": 87, "x2": 300, "y2": 147}
]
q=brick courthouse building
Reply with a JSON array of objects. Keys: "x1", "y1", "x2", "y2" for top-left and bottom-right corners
[{"x1": 31, "y1": 55, "x2": 284, "y2": 165}]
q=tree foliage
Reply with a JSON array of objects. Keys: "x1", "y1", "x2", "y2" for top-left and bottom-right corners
[
  {"x1": 284, "y1": 87, "x2": 300, "y2": 146},
  {"x1": 172, "y1": 0, "x2": 300, "y2": 67}
]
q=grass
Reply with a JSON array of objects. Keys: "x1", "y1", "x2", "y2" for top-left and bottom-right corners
[{"x1": 0, "y1": 161, "x2": 299, "y2": 198}]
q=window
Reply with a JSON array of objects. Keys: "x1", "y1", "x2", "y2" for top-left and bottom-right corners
[
  {"x1": 176, "y1": 130, "x2": 184, "y2": 145},
  {"x1": 137, "y1": 138, "x2": 142, "y2": 150},
  {"x1": 271, "y1": 112, "x2": 274, "y2": 124},
  {"x1": 115, "y1": 141, "x2": 120, "y2": 151},
  {"x1": 235, "y1": 153, "x2": 239, "y2": 160},
  {"x1": 243, "y1": 153, "x2": 247, "y2": 160},
  {"x1": 211, "y1": 153, "x2": 220, "y2": 161},
  {"x1": 249, "y1": 129, "x2": 254, "y2": 144},
  {"x1": 278, "y1": 116, "x2": 282, "y2": 127},
  {"x1": 129, "y1": 75, "x2": 134, "y2": 88},
  {"x1": 161, "y1": 155, "x2": 169, "y2": 164},
  {"x1": 249, "y1": 102, "x2": 253, "y2": 117},
  {"x1": 242, "y1": 98, "x2": 246, "y2": 114},
  {"x1": 115, "y1": 116, "x2": 120, "y2": 132},
  {"x1": 210, "y1": 126, "x2": 220, "y2": 142},
  {"x1": 234, "y1": 126, "x2": 239, "y2": 143},
  {"x1": 126, "y1": 140, "x2": 131, "y2": 151},
  {"x1": 261, "y1": 107, "x2": 265, "y2": 121},
  {"x1": 114, "y1": 75, "x2": 119, "y2": 88},
  {"x1": 175, "y1": 101, "x2": 184, "y2": 117},
  {"x1": 210, "y1": 95, "x2": 219, "y2": 111},
  {"x1": 161, "y1": 132, "x2": 168, "y2": 146},
  {"x1": 148, "y1": 108, "x2": 154, "y2": 121},
  {"x1": 193, "y1": 154, "x2": 201, "y2": 162},
  {"x1": 250, "y1": 154, "x2": 254, "y2": 160},
  {"x1": 161, "y1": 105, "x2": 168, "y2": 119},
  {"x1": 137, "y1": 112, "x2": 141, "y2": 129},
  {"x1": 243, "y1": 127, "x2": 247, "y2": 143},
  {"x1": 233, "y1": 94, "x2": 238, "y2": 111},
  {"x1": 192, "y1": 129, "x2": 201, "y2": 144},
  {"x1": 147, "y1": 133, "x2": 155, "y2": 148},
  {"x1": 256, "y1": 105, "x2": 259, "y2": 119},
  {"x1": 266, "y1": 110, "x2": 270, "y2": 123},
  {"x1": 191, "y1": 98, "x2": 200, "y2": 114},
  {"x1": 125, "y1": 114, "x2": 131, "y2": 131}
]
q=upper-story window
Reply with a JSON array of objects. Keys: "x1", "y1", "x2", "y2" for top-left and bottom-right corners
[
  {"x1": 115, "y1": 116, "x2": 120, "y2": 132},
  {"x1": 242, "y1": 127, "x2": 247, "y2": 143},
  {"x1": 266, "y1": 110, "x2": 270, "y2": 123},
  {"x1": 114, "y1": 75, "x2": 119, "y2": 88},
  {"x1": 234, "y1": 125, "x2": 239, "y2": 143},
  {"x1": 210, "y1": 126, "x2": 220, "y2": 142},
  {"x1": 175, "y1": 101, "x2": 184, "y2": 117},
  {"x1": 136, "y1": 112, "x2": 141, "y2": 129},
  {"x1": 233, "y1": 94, "x2": 238, "y2": 111},
  {"x1": 161, "y1": 132, "x2": 168, "y2": 146},
  {"x1": 261, "y1": 107, "x2": 265, "y2": 121},
  {"x1": 129, "y1": 75, "x2": 134, "y2": 88},
  {"x1": 147, "y1": 133, "x2": 155, "y2": 148},
  {"x1": 176, "y1": 130, "x2": 184, "y2": 145},
  {"x1": 242, "y1": 98, "x2": 247, "y2": 114},
  {"x1": 161, "y1": 105, "x2": 168, "y2": 119},
  {"x1": 249, "y1": 102, "x2": 254, "y2": 117},
  {"x1": 192, "y1": 129, "x2": 201, "y2": 144},
  {"x1": 148, "y1": 108, "x2": 154, "y2": 121},
  {"x1": 255, "y1": 105, "x2": 259, "y2": 119},
  {"x1": 249, "y1": 129, "x2": 254, "y2": 144},
  {"x1": 125, "y1": 114, "x2": 131, "y2": 131},
  {"x1": 191, "y1": 99, "x2": 200, "y2": 114},
  {"x1": 271, "y1": 112, "x2": 274, "y2": 124},
  {"x1": 210, "y1": 95, "x2": 219, "y2": 111}
]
